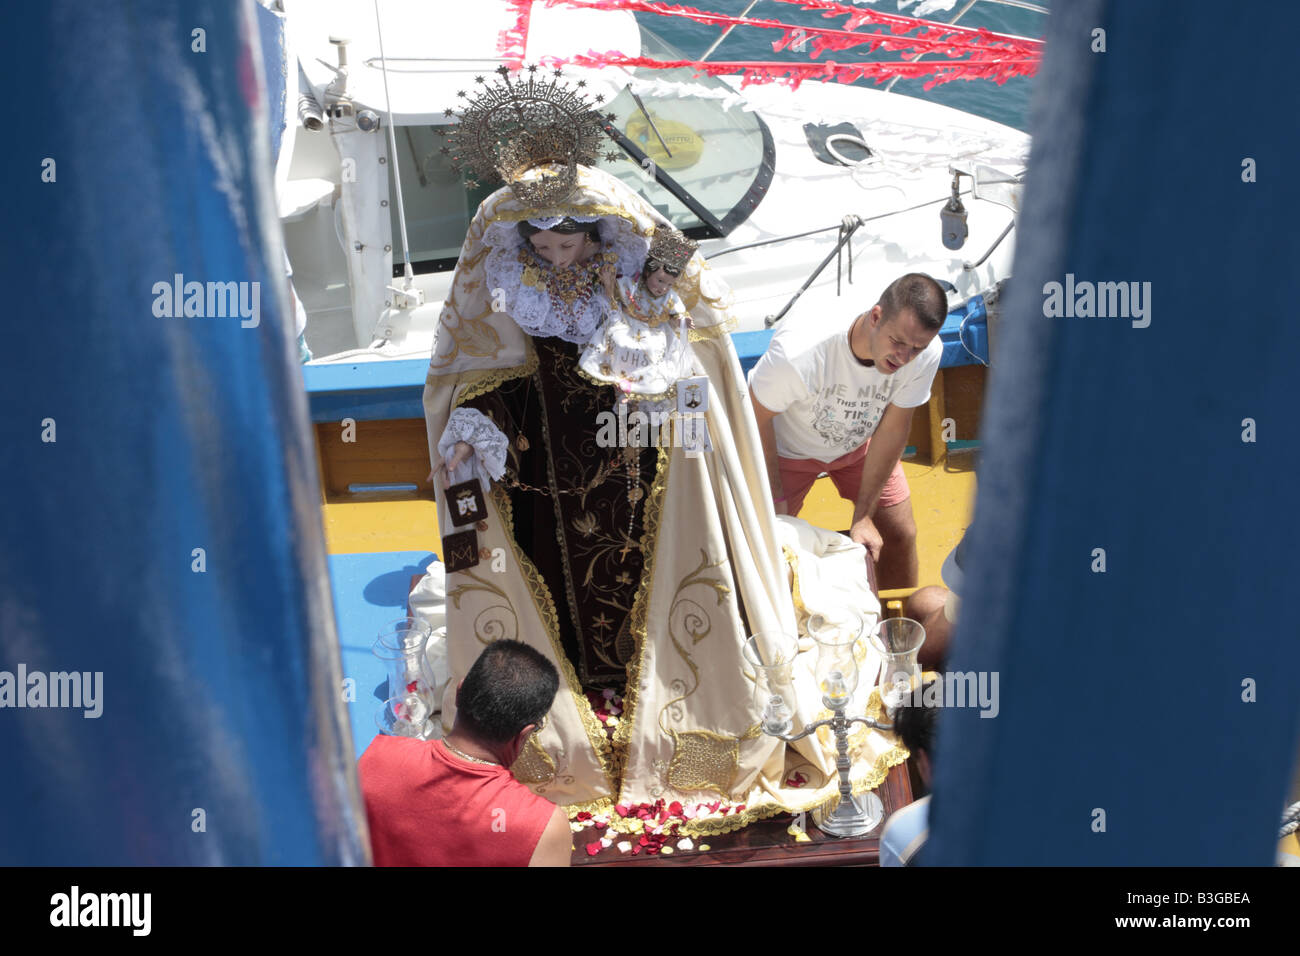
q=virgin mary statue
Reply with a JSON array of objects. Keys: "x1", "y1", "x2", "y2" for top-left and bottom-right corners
[{"x1": 421, "y1": 68, "x2": 901, "y2": 835}]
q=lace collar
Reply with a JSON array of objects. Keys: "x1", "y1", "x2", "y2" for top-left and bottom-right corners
[{"x1": 484, "y1": 240, "x2": 615, "y2": 344}]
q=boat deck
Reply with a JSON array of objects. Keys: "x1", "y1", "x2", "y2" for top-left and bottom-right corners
[{"x1": 322, "y1": 457, "x2": 976, "y2": 584}]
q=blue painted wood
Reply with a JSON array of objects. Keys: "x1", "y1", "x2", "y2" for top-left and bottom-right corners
[
  {"x1": 328, "y1": 552, "x2": 439, "y2": 762},
  {"x1": 304, "y1": 311, "x2": 990, "y2": 424},
  {"x1": 927, "y1": 0, "x2": 1300, "y2": 865},
  {"x1": 0, "y1": 1, "x2": 368, "y2": 865},
  {"x1": 303, "y1": 358, "x2": 430, "y2": 423}
]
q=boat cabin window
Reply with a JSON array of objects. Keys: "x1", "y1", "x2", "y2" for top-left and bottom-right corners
[
  {"x1": 387, "y1": 25, "x2": 773, "y2": 275},
  {"x1": 386, "y1": 130, "x2": 493, "y2": 273}
]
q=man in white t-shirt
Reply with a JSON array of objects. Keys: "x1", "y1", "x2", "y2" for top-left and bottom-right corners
[{"x1": 747, "y1": 273, "x2": 946, "y2": 589}]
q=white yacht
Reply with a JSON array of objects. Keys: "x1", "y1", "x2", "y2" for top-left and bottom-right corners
[{"x1": 276, "y1": 0, "x2": 1032, "y2": 363}]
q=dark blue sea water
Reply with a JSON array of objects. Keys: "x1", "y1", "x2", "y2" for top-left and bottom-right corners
[{"x1": 642, "y1": 0, "x2": 1048, "y2": 133}]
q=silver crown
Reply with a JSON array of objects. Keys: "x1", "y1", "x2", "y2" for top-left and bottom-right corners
[
  {"x1": 647, "y1": 226, "x2": 698, "y2": 272},
  {"x1": 437, "y1": 65, "x2": 622, "y2": 206}
]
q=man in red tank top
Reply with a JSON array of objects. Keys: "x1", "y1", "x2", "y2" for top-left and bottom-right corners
[{"x1": 360, "y1": 639, "x2": 572, "y2": 866}]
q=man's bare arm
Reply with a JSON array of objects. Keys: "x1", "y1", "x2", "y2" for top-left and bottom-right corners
[
  {"x1": 849, "y1": 404, "x2": 914, "y2": 553},
  {"x1": 748, "y1": 388, "x2": 787, "y2": 514},
  {"x1": 528, "y1": 805, "x2": 573, "y2": 867},
  {"x1": 853, "y1": 404, "x2": 913, "y2": 522}
]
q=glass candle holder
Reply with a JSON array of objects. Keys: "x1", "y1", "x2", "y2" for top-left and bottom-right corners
[
  {"x1": 375, "y1": 693, "x2": 433, "y2": 739},
  {"x1": 809, "y1": 610, "x2": 864, "y2": 710},
  {"x1": 742, "y1": 631, "x2": 800, "y2": 736},
  {"x1": 870, "y1": 617, "x2": 926, "y2": 710},
  {"x1": 372, "y1": 617, "x2": 436, "y2": 709}
]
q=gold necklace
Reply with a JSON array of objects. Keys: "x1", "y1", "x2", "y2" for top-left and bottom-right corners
[{"x1": 443, "y1": 740, "x2": 500, "y2": 767}]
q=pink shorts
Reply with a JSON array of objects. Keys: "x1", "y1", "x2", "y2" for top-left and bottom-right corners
[{"x1": 777, "y1": 438, "x2": 910, "y2": 517}]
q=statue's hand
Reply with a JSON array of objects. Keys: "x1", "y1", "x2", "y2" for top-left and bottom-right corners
[
  {"x1": 598, "y1": 262, "x2": 617, "y2": 299},
  {"x1": 432, "y1": 440, "x2": 475, "y2": 488}
]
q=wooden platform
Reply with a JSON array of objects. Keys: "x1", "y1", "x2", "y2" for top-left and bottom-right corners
[{"x1": 573, "y1": 761, "x2": 914, "y2": 867}]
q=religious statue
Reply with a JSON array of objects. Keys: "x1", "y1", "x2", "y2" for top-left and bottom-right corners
[{"x1": 421, "y1": 67, "x2": 901, "y2": 837}]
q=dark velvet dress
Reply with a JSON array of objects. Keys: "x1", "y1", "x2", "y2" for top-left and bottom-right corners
[{"x1": 464, "y1": 336, "x2": 660, "y2": 689}]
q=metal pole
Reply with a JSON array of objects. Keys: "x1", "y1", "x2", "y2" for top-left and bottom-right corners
[{"x1": 698, "y1": 0, "x2": 761, "y2": 63}]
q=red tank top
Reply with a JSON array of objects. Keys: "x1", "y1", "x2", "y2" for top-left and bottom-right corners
[{"x1": 359, "y1": 736, "x2": 558, "y2": 867}]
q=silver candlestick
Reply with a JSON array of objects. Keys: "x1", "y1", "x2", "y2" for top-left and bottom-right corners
[
  {"x1": 763, "y1": 686, "x2": 892, "y2": 837},
  {"x1": 756, "y1": 610, "x2": 892, "y2": 838}
]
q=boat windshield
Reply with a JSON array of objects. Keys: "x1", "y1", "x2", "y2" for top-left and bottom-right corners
[
  {"x1": 592, "y1": 23, "x2": 772, "y2": 234},
  {"x1": 386, "y1": 23, "x2": 772, "y2": 273}
]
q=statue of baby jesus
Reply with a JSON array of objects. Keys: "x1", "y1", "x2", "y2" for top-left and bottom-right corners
[{"x1": 579, "y1": 224, "x2": 700, "y2": 415}]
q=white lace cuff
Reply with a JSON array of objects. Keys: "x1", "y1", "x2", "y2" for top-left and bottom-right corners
[{"x1": 438, "y1": 407, "x2": 509, "y2": 493}]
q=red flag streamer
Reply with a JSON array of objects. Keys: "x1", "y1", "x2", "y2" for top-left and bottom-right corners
[
  {"x1": 769, "y1": 0, "x2": 1041, "y2": 50},
  {"x1": 535, "y1": 0, "x2": 1041, "y2": 59},
  {"x1": 539, "y1": 49, "x2": 1038, "y2": 91},
  {"x1": 498, "y1": 0, "x2": 534, "y2": 66}
]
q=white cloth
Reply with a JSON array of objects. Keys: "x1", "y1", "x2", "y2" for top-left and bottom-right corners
[
  {"x1": 408, "y1": 562, "x2": 450, "y2": 712},
  {"x1": 773, "y1": 516, "x2": 882, "y2": 713},
  {"x1": 748, "y1": 314, "x2": 942, "y2": 460},
  {"x1": 438, "y1": 407, "x2": 509, "y2": 493}
]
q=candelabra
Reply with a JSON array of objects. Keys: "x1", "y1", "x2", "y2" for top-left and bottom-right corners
[{"x1": 747, "y1": 611, "x2": 899, "y2": 838}]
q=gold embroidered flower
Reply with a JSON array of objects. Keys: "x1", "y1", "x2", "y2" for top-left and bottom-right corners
[
  {"x1": 591, "y1": 612, "x2": 613, "y2": 632},
  {"x1": 572, "y1": 512, "x2": 599, "y2": 537}
]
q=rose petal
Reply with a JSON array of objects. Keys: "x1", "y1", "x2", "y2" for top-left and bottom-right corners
[
  {"x1": 602, "y1": 687, "x2": 615, "y2": 700},
  {"x1": 677, "y1": 837, "x2": 694, "y2": 851},
  {"x1": 698, "y1": 843, "x2": 711, "y2": 852},
  {"x1": 660, "y1": 846, "x2": 674, "y2": 855},
  {"x1": 615, "y1": 804, "x2": 630, "y2": 817},
  {"x1": 585, "y1": 841, "x2": 603, "y2": 856},
  {"x1": 668, "y1": 801, "x2": 683, "y2": 816},
  {"x1": 631, "y1": 847, "x2": 641, "y2": 855},
  {"x1": 645, "y1": 846, "x2": 660, "y2": 855},
  {"x1": 617, "y1": 841, "x2": 632, "y2": 853},
  {"x1": 639, "y1": 835, "x2": 649, "y2": 846},
  {"x1": 575, "y1": 811, "x2": 591, "y2": 821}
]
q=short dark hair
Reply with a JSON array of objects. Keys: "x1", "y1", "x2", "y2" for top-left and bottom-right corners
[
  {"x1": 878, "y1": 273, "x2": 947, "y2": 332},
  {"x1": 893, "y1": 677, "x2": 939, "y2": 759},
  {"x1": 457, "y1": 640, "x2": 560, "y2": 745},
  {"x1": 516, "y1": 217, "x2": 602, "y2": 243}
]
